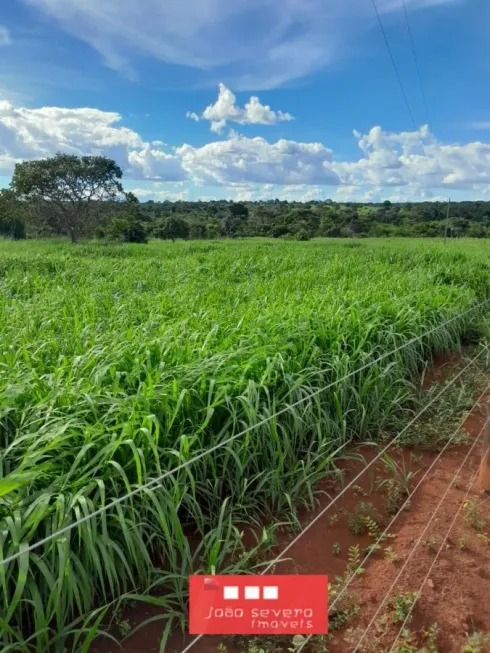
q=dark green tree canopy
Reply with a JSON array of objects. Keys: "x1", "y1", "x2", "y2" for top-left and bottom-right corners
[
  {"x1": 10, "y1": 153, "x2": 126, "y2": 242},
  {"x1": 131, "y1": 198, "x2": 490, "y2": 240},
  {"x1": 0, "y1": 189, "x2": 26, "y2": 240},
  {"x1": 103, "y1": 193, "x2": 149, "y2": 243},
  {"x1": 151, "y1": 216, "x2": 189, "y2": 242}
]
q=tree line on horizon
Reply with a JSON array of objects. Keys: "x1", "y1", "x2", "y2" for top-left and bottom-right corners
[{"x1": 1, "y1": 153, "x2": 490, "y2": 242}]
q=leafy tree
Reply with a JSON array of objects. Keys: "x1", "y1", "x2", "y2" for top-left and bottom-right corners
[
  {"x1": 103, "y1": 194, "x2": 149, "y2": 243},
  {"x1": 206, "y1": 219, "x2": 221, "y2": 239},
  {"x1": 229, "y1": 202, "x2": 249, "y2": 220},
  {"x1": 152, "y1": 216, "x2": 189, "y2": 241},
  {"x1": 188, "y1": 221, "x2": 207, "y2": 240},
  {"x1": 0, "y1": 189, "x2": 26, "y2": 240},
  {"x1": 10, "y1": 153, "x2": 126, "y2": 242},
  {"x1": 246, "y1": 206, "x2": 276, "y2": 236},
  {"x1": 218, "y1": 202, "x2": 249, "y2": 237},
  {"x1": 105, "y1": 216, "x2": 148, "y2": 243},
  {"x1": 467, "y1": 222, "x2": 486, "y2": 238},
  {"x1": 271, "y1": 224, "x2": 290, "y2": 238},
  {"x1": 369, "y1": 222, "x2": 397, "y2": 237},
  {"x1": 294, "y1": 228, "x2": 310, "y2": 241}
]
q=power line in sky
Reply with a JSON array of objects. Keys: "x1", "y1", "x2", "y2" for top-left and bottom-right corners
[
  {"x1": 370, "y1": 0, "x2": 417, "y2": 130},
  {"x1": 401, "y1": 0, "x2": 431, "y2": 125}
]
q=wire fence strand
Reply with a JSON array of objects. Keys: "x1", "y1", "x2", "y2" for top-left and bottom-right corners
[
  {"x1": 180, "y1": 343, "x2": 488, "y2": 653},
  {"x1": 388, "y1": 446, "x2": 489, "y2": 652},
  {"x1": 259, "y1": 347, "x2": 487, "y2": 577},
  {"x1": 294, "y1": 381, "x2": 490, "y2": 652},
  {"x1": 352, "y1": 414, "x2": 490, "y2": 652},
  {"x1": 2, "y1": 300, "x2": 488, "y2": 569}
]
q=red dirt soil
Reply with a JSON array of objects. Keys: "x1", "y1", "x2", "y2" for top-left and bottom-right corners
[
  {"x1": 329, "y1": 398, "x2": 490, "y2": 653},
  {"x1": 91, "y1": 354, "x2": 490, "y2": 653}
]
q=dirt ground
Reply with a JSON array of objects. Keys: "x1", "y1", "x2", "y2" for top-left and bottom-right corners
[
  {"x1": 328, "y1": 400, "x2": 490, "y2": 653},
  {"x1": 92, "y1": 352, "x2": 490, "y2": 653}
]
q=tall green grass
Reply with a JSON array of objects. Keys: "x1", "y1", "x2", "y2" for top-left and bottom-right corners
[{"x1": 0, "y1": 238, "x2": 489, "y2": 651}]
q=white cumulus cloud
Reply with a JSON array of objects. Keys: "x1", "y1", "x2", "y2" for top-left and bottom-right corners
[
  {"x1": 0, "y1": 101, "x2": 143, "y2": 174},
  {"x1": 332, "y1": 125, "x2": 490, "y2": 193},
  {"x1": 4, "y1": 99, "x2": 490, "y2": 198},
  {"x1": 334, "y1": 185, "x2": 447, "y2": 203},
  {"x1": 177, "y1": 133, "x2": 339, "y2": 186},
  {"x1": 189, "y1": 83, "x2": 294, "y2": 133},
  {"x1": 126, "y1": 146, "x2": 185, "y2": 181}
]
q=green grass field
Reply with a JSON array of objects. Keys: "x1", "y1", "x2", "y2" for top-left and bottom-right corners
[{"x1": 0, "y1": 238, "x2": 489, "y2": 651}]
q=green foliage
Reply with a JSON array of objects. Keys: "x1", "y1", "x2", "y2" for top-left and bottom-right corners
[
  {"x1": 463, "y1": 499, "x2": 486, "y2": 532},
  {"x1": 377, "y1": 454, "x2": 418, "y2": 514},
  {"x1": 105, "y1": 215, "x2": 148, "y2": 243},
  {"x1": 10, "y1": 153, "x2": 125, "y2": 242},
  {"x1": 132, "y1": 198, "x2": 490, "y2": 240},
  {"x1": 100, "y1": 195, "x2": 149, "y2": 243},
  {"x1": 347, "y1": 502, "x2": 383, "y2": 536},
  {"x1": 0, "y1": 239, "x2": 488, "y2": 651},
  {"x1": 3, "y1": 187, "x2": 490, "y2": 241},
  {"x1": 389, "y1": 591, "x2": 421, "y2": 624},
  {"x1": 328, "y1": 576, "x2": 361, "y2": 631},
  {"x1": 0, "y1": 189, "x2": 26, "y2": 240},
  {"x1": 151, "y1": 215, "x2": 189, "y2": 241},
  {"x1": 390, "y1": 622, "x2": 439, "y2": 653},
  {"x1": 2, "y1": 219, "x2": 25, "y2": 240},
  {"x1": 461, "y1": 631, "x2": 490, "y2": 652},
  {"x1": 421, "y1": 536, "x2": 438, "y2": 551},
  {"x1": 346, "y1": 544, "x2": 363, "y2": 579},
  {"x1": 384, "y1": 545, "x2": 401, "y2": 562},
  {"x1": 294, "y1": 228, "x2": 310, "y2": 241}
]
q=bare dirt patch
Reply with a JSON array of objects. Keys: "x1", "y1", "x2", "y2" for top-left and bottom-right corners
[{"x1": 329, "y1": 396, "x2": 490, "y2": 653}]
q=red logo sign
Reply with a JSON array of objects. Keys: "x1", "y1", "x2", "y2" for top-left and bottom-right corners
[{"x1": 189, "y1": 575, "x2": 328, "y2": 635}]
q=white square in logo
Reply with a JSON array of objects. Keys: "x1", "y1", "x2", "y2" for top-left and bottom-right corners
[
  {"x1": 223, "y1": 586, "x2": 239, "y2": 600},
  {"x1": 244, "y1": 586, "x2": 260, "y2": 600},
  {"x1": 263, "y1": 586, "x2": 278, "y2": 600}
]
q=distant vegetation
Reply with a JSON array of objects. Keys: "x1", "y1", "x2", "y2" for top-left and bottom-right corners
[
  {"x1": 137, "y1": 196, "x2": 490, "y2": 240},
  {"x1": 1, "y1": 154, "x2": 490, "y2": 242}
]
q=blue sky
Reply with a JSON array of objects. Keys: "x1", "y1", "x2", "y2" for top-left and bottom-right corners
[{"x1": 1, "y1": 0, "x2": 490, "y2": 202}]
